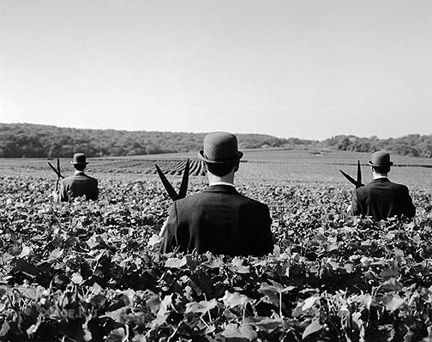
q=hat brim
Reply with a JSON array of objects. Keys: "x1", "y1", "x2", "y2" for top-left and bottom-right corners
[
  {"x1": 71, "y1": 161, "x2": 88, "y2": 165},
  {"x1": 368, "y1": 161, "x2": 393, "y2": 167},
  {"x1": 198, "y1": 151, "x2": 243, "y2": 164}
]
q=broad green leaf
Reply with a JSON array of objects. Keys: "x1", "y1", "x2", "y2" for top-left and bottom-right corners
[
  {"x1": 394, "y1": 248, "x2": 404, "y2": 258},
  {"x1": 0, "y1": 322, "x2": 10, "y2": 337},
  {"x1": 105, "y1": 327, "x2": 128, "y2": 342},
  {"x1": 48, "y1": 247, "x2": 63, "y2": 261},
  {"x1": 18, "y1": 245, "x2": 31, "y2": 258},
  {"x1": 302, "y1": 320, "x2": 322, "y2": 339},
  {"x1": 257, "y1": 283, "x2": 280, "y2": 307},
  {"x1": 185, "y1": 299, "x2": 218, "y2": 314},
  {"x1": 380, "y1": 268, "x2": 397, "y2": 280},
  {"x1": 302, "y1": 296, "x2": 318, "y2": 311},
  {"x1": 164, "y1": 257, "x2": 187, "y2": 269},
  {"x1": 230, "y1": 258, "x2": 250, "y2": 274},
  {"x1": 71, "y1": 272, "x2": 83, "y2": 284},
  {"x1": 382, "y1": 294, "x2": 405, "y2": 312},
  {"x1": 247, "y1": 317, "x2": 283, "y2": 332},
  {"x1": 151, "y1": 295, "x2": 173, "y2": 328},
  {"x1": 221, "y1": 323, "x2": 257, "y2": 341},
  {"x1": 221, "y1": 291, "x2": 250, "y2": 308},
  {"x1": 89, "y1": 282, "x2": 103, "y2": 295},
  {"x1": 146, "y1": 293, "x2": 161, "y2": 316},
  {"x1": 147, "y1": 234, "x2": 162, "y2": 247}
]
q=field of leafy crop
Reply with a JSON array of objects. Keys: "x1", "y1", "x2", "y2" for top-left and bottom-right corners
[{"x1": 1, "y1": 150, "x2": 432, "y2": 341}]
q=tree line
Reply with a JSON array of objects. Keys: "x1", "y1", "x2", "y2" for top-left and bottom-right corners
[
  {"x1": 0, "y1": 123, "x2": 312, "y2": 158},
  {"x1": 1, "y1": 124, "x2": 431, "y2": 158},
  {"x1": 321, "y1": 135, "x2": 432, "y2": 158}
]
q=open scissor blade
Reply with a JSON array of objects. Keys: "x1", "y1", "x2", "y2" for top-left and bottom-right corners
[
  {"x1": 48, "y1": 159, "x2": 64, "y2": 191},
  {"x1": 178, "y1": 159, "x2": 189, "y2": 199},
  {"x1": 339, "y1": 169, "x2": 363, "y2": 188},
  {"x1": 48, "y1": 162, "x2": 62, "y2": 178},
  {"x1": 356, "y1": 160, "x2": 362, "y2": 186},
  {"x1": 155, "y1": 164, "x2": 179, "y2": 200}
]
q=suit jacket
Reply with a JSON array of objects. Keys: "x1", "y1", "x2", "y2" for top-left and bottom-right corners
[
  {"x1": 60, "y1": 173, "x2": 98, "y2": 202},
  {"x1": 350, "y1": 178, "x2": 415, "y2": 220},
  {"x1": 161, "y1": 184, "x2": 273, "y2": 257}
]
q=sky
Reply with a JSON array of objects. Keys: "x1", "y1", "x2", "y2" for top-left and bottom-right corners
[{"x1": 0, "y1": 0, "x2": 431, "y2": 140}]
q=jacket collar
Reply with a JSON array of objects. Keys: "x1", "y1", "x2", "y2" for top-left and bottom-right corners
[
  {"x1": 204, "y1": 184, "x2": 238, "y2": 194},
  {"x1": 372, "y1": 177, "x2": 390, "y2": 183}
]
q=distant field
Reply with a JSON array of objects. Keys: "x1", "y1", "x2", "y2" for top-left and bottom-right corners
[{"x1": 1, "y1": 148, "x2": 432, "y2": 189}]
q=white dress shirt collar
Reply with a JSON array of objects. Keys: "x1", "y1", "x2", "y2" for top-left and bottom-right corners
[
  {"x1": 209, "y1": 181, "x2": 236, "y2": 188},
  {"x1": 373, "y1": 175, "x2": 388, "y2": 180}
]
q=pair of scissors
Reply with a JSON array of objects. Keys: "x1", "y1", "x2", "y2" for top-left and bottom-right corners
[{"x1": 155, "y1": 159, "x2": 190, "y2": 200}]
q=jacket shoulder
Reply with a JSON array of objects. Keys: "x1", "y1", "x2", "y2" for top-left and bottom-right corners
[
  {"x1": 85, "y1": 175, "x2": 98, "y2": 183},
  {"x1": 355, "y1": 184, "x2": 370, "y2": 194},
  {"x1": 174, "y1": 191, "x2": 208, "y2": 208},
  {"x1": 62, "y1": 174, "x2": 98, "y2": 184},
  {"x1": 391, "y1": 181, "x2": 408, "y2": 189},
  {"x1": 384, "y1": 181, "x2": 410, "y2": 192},
  {"x1": 237, "y1": 193, "x2": 269, "y2": 210},
  {"x1": 176, "y1": 190, "x2": 268, "y2": 211}
]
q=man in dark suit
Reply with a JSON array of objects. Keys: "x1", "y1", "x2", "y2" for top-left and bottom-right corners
[
  {"x1": 350, "y1": 151, "x2": 415, "y2": 220},
  {"x1": 59, "y1": 153, "x2": 99, "y2": 202},
  {"x1": 160, "y1": 132, "x2": 274, "y2": 256}
]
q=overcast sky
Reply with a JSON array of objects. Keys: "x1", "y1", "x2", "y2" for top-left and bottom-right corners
[{"x1": 1, "y1": 0, "x2": 431, "y2": 140}]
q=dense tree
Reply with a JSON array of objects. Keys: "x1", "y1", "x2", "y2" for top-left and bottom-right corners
[
  {"x1": 4, "y1": 123, "x2": 430, "y2": 159},
  {"x1": 321, "y1": 134, "x2": 432, "y2": 158},
  {"x1": 0, "y1": 123, "x2": 313, "y2": 158}
]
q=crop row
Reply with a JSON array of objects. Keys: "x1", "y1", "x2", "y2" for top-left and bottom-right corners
[{"x1": 142, "y1": 160, "x2": 206, "y2": 177}]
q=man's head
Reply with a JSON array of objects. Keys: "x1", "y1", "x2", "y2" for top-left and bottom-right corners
[
  {"x1": 369, "y1": 151, "x2": 393, "y2": 175},
  {"x1": 71, "y1": 153, "x2": 88, "y2": 171},
  {"x1": 198, "y1": 132, "x2": 243, "y2": 177}
]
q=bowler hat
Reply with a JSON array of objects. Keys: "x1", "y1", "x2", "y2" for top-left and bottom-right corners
[
  {"x1": 198, "y1": 132, "x2": 243, "y2": 164},
  {"x1": 368, "y1": 151, "x2": 393, "y2": 167},
  {"x1": 71, "y1": 153, "x2": 88, "y2": 165}
]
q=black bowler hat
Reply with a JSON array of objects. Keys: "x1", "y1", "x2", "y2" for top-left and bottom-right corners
[
  {"x1": 368, "y1": 151, "x2": 393, "y2": 167},
  {"x1": 71, "y1": 153, "x2": 88, "y2": 165},
  {"x1": 198, "y1": 132, "x2": 243, "y2": 164}
]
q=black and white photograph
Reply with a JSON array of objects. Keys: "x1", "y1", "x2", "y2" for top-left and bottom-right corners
[{"x1": 1, "y1": 0, "x2": 432, "y2": 340}]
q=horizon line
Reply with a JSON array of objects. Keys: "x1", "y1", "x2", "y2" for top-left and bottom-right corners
[{"x1": 0, "y1": 121, "x2": 430, "y2": 142}]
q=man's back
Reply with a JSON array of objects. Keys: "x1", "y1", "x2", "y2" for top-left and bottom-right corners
[
  {"x1": 60, "y1": 173, "x2": 98, "y2": 201},
  {"x1": 161, "y1": 184, "x2": 273, "y2": 256},
  {"x1": 351, "y1": 178, "x2": 415, "y2": 220}
]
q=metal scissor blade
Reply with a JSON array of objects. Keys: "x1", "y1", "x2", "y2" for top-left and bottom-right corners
[
  {"x1": 339, "y1": 169, "x2": 363, "y2": 188},
  {"x1": 48, "y1": 162, "x2": 62, "y2": 178},
  {"x1": 357, "y1": 160, "x2": 362, "y2": 186},
  {"x1": 155, "y1": 164, "x2": 179, "y2": 200},
  {"x1": 178, "y1": 159, "x2": 189, "y2": 199}
]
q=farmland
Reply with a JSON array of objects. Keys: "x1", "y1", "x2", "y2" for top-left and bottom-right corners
[
  {"x1": 3, "y1": 148, "x2": 432, "y2": 187},
  {"x1": 1, "y1": 148, "x2": 432, "y2": 341}
]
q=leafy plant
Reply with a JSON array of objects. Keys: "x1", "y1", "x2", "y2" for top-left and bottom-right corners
[{"x1": 1, "y1": 175, "x2": 432, "y2": 341}]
